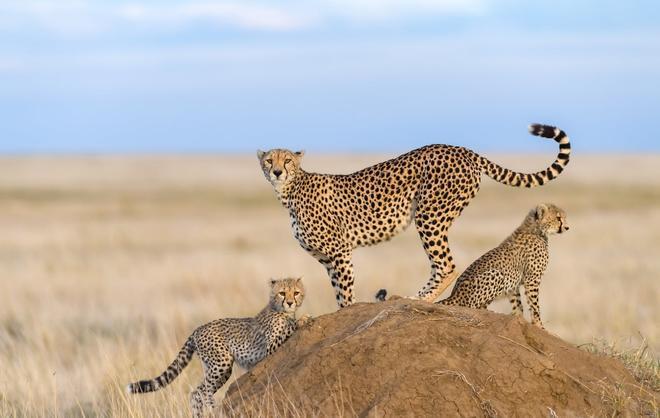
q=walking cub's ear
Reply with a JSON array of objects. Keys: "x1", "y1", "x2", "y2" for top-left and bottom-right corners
[
  {"x1": 535, "y1": 203, "x2": 548, "y2": 220},
  {"x1": 257, "y1": 150, "x2": 266, "y2": 160},
  {"x1": 269, "y1": 278, "x2": 278, "y2": 286}
]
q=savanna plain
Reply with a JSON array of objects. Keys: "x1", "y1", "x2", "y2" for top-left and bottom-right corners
[{"x1": 0, "y1": 153, "x2": 658, "y2": 417}]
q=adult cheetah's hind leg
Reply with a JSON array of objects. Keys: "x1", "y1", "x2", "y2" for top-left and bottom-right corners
[
  {"x1": 190, "y1": 360, "x2": 232, "y2": 418},
  {"x1": 413, "y1": 207, "x2": 460, "y2": 302},
  {"x1": 413, "y1": 174, "x2": 479, "y2": 301}
]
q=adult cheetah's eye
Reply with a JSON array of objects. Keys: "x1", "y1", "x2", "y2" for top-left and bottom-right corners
[
  {"x1": 284, "y1": 158, "x2": 292, "y2": 164},
  {"x1": 266, "y1": 159, "x2": 273, "y2": 164}
]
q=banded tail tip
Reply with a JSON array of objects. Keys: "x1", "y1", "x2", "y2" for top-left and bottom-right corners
[
  {"x1": 375, "y1": 289, "x2": 388, "y2": 301},
  {"x1": 528, "y1": 123, "x2": 560, "y2": 139},
  {"x1": 126, "y1": 380, "x2": 153, "y2": 394}
]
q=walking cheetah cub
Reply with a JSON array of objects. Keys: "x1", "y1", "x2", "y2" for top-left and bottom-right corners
[
  {"x1": 127, "y1": 277, "x2": 310, "y2": 418},
  {"x1": 438, "y1": 204, "x2": 569, "y2": 328}
]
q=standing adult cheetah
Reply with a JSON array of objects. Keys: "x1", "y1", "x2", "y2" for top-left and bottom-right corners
[
  {"x1": 438, "y1": 203, "x2": 569, "y2": 328},
  {"x1": 258, "y1": 124, "x2": 570, "y2": 308},
  {"x1": 127, "y1": 278, "x2": 309, "y2": 418}
]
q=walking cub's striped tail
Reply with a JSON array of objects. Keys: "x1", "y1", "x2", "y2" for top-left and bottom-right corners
[
  {"x1": 126, "y1": 337, "x2": 195, "y2": 394},
  {"x1": 479, "y1": 124, "x2": 571, "y2": 187}
]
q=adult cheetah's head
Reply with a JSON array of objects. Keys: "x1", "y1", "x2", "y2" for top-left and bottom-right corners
[
  {"x1": 534, "y1": 203, "x2": 570, "y2": 235},
  {"x1": 257, "y1": 149, "x2": 304, "y2": 188},
  {"x1": 269, "y1": 277, "x2": 305, "y2": 313}
]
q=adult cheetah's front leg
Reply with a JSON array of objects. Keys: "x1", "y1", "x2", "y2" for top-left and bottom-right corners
[
  {"x1": 313, "y1": 250, "x2": 355, "y2": 307},
  {"x1": 508, "y1": 287, "x2": 524, "y2": 316}
]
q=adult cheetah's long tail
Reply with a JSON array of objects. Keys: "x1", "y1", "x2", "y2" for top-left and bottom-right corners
[
  {"x1": 126, "y1": 336, "x2": 195, "y2": 394},
  {"x1": 477, "y1": 124, "x2": 571, "y2": 187}
]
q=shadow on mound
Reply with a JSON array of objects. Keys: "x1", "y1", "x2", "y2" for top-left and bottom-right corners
[{"x1": 222, "y1": 300, "x2": 657, "y2": 417}]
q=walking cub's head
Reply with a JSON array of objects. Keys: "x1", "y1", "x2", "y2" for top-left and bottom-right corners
[
  {"x1": 257, "y1": 149, "x2": 304, "y2": 189},
  {"x1": 269, "y1": 277, "x2": 305, "y2": 313},
  {"x1": 532, "y1": 203, "x2": 569, "y2": 235}
]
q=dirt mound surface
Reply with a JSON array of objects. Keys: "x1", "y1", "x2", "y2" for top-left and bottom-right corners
[{"x1": 223, "y1": 300, "x2": 657, "y2": 417}]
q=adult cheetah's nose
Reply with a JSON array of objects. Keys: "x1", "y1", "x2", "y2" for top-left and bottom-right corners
[{"x1": 273, "y1": 169, "x2": 283, "y2": 178}]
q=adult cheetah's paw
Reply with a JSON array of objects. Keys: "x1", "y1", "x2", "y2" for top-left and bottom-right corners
[{"x1": 532, "y1": 321, "x2": 545, "y2": 330}]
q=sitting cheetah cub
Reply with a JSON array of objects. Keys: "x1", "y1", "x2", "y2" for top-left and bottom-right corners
[
  {"x1": 438, "y1": 204, "x2": 569, "y2": 328},
  {"x1": 127, "y1": 277, "x2": 310, "y2": 418}
]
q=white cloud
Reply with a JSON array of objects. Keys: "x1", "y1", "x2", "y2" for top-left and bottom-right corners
[
  {"x1": 0, "y1": 1, "x2": 109, "y2": 36},
  {"x1": 321, "y1": 0, "x2": 486, "y2": 21},
  {"x1": 118, "y1": 2, "x2": 315, "y2": 31},
  {"x1": 0, "y1": 0, "x2": 487, "y2": 36}
]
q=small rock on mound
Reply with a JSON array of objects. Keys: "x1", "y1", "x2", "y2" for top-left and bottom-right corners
[{"x1": 223, "y1": 300, "x2": 657, "y2": 417}]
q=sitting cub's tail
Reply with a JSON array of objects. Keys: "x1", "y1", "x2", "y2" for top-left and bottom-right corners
[
  {"x1": 375, "y1": 289, "x2": 388, "y2": 302},
  {"x1": 477, "y1": 124, "x2": 571, "y2": 187},
  {"x1": 126, "y1": 336, "x2": 195, "y2": 394}
]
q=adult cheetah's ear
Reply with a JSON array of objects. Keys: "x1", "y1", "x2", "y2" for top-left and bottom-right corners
[
  {"x1": 535, "y1": 204, "x2": 548, "y2": 220},
  {"x1": 257, "y1": 150, "x2": 266, "y2": 160},
  {"x1": 294, "y1": 150, "x2": 305, "y2": 159}
]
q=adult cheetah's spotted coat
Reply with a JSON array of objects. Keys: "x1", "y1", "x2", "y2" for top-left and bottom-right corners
[
  {"x1": 126, "y1": 278, "x2": 309, "y2": 418},
  {"x1": 258, "y1": 124, "x2": 571, "y2": 307}
]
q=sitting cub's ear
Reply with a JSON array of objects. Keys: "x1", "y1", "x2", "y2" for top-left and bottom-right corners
[
  {"x1": 535, "y1": 203, "x2": 548, "y2": 220},
  {"x1": 269, "y1": 278, "x2": 278, "y2": 286},
  {"x1": 295, "y1": 277, "x2": 303, "y2": 284},
  {"x1": 294, "y1": 150, "x2": 305, "y2": 158},
  {"x1": 257, "y1": 150, "x2": 266, "y2": 160}
]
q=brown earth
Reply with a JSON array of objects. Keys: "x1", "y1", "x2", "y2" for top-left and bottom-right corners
[{"x1": 222, "y1": 299, "x2": 657, "y2": 417}]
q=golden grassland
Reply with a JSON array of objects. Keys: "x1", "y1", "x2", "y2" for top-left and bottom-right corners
[{"x1": 0, "y1": 153, "x2": 658, "y2": 417}]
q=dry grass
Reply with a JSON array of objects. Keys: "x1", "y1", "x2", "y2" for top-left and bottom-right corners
[
  {"x1": 581, "y1": 338, "x2": 660, "y2": 393},
  {"x1": 580, "y1": 339, "x2": 660, "y2": 418},
  {"x1": 0, "y1": 153, "x2": 658, "y2": 416}
]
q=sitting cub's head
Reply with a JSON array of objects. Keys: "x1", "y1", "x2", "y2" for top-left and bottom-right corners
[
  {"x1": 534, "y1": 203, "x2": 569, "y2": 235},
  {"x1": 269, "y1": 277, "x2": 305, "y2": 313},
  {"x1": 257, "y1": 149, "x2": 304, "y2": 188}
]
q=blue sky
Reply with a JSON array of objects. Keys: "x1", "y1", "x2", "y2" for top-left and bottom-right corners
[{"x1": 0, "y1": 0, "x2": 659, "y2": 153}]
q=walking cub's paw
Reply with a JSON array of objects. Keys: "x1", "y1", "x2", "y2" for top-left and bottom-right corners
[{"x1": 296, "y1": 314, "x2": 313, "y2": 328}]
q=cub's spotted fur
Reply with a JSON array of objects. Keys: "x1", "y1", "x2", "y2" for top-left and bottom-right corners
[
  {"x1": 127, "y1": 278, "x2": 309, "y2": 418},
  {"x1": 438, "y1": 204, "x2": 569, "y2": 328},
  {"x1": 259, "y1": 124, "x2": 570, "y2": 307}
]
